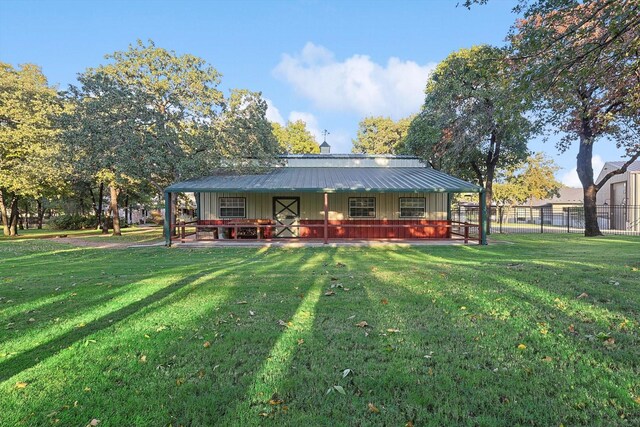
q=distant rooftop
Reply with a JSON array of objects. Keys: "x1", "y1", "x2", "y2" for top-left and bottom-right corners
[
  {"x1": 604, "y1": 161, "x2": 640, "y2": 172},
  {"x1": 530, "y1": 187, "x2": 583, "y2": 206}
]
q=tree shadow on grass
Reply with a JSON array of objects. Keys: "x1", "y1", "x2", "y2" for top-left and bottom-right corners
[{"x1": 0, "y1": 270, "x2": 215, "y2": 382}]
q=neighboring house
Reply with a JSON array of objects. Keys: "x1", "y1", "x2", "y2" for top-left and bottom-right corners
[
  {"x1": 596, "y1": 161, "x2": 640, "y2": 231},
  {"x1": 163, "y1": 143, "x2": 486, "y2": 245},
  {"x1": 515, "y1": 187, "x2": 584, "y2": 226}
]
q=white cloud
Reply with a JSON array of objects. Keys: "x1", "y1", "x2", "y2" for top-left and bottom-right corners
[
  {"x1": 560, "y1": 155, "x2": 605, "y2": 187},
  {"x1": 274, "y1": 42, "x2": 436, "y2": 119},
  {"x1": 264, "y1": 98, "x2": 284, "y2": 124}
]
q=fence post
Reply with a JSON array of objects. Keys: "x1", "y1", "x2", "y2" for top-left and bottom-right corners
[
  {"x1": 566, "y1": 209, "x2": 570, "y2": 233},
  {"x1": 499, "y1": 206, "x2": 503, "y2": 234},
  {"x1": 540, "y1": 208, "x2": 544, "y2": 233}
]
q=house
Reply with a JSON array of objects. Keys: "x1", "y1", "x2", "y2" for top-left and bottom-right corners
[
  {"x1": 163, "y1": 144, "x2": 487, "y2": 245},
  {"x1": 513, "y1": 187, "x2": 584, "y2": 226},
  {"x1": 596, "y1": 161, "x2": 640, "y2": 231}
]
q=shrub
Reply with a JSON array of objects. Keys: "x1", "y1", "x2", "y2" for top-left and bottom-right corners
[{"x1": 49, "y1": 215, "x2": 96, "y2": 230}]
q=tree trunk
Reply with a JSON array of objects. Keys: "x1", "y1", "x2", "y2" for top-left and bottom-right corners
[
  {"x1": 96, "y1": 182, "x2": 104, "y2": 229},
  {"x1": 124, "y1": 194, "x2": 129, "y2": 225},
  {"x1": 109, "y1": 184, "x2": 121, "y2": 236},
  {"x1": 9, "y1": 197, "x2": 19, "y2": 236},
  {"x1": 0, "y1": 191, "x2": 11, "y2": 236},
  {"x1": 37, "y1": 199, "x2": 45, "y2": 229},
  {"x1": 24, "y1": 200, "x2": 29, "y2": 230},
  {"x1": 484, "y1": 168, "x2": 494, "y2": 235},
  {"x1": 576, "y1": 123, "x2": 602, "y2": 237}
]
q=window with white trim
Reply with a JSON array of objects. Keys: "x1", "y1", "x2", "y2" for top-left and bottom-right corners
[
  {"x1": 219, "y1": 197, "x2": 246, "y2": 218},
  {"x1": 349, "y1": 197, "x2": 376, "y2": 218},
  {"x1": 400, "y1": 197, "x2": 426, "y2": 218}
]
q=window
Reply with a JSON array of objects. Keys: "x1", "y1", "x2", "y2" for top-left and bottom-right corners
[
  {"x1": 219, "y1": 197, "x2": 246, "y2": 218},
  {"x1": 349, "y1": 197, "x2": 376, "y2": 218},
  {"x1": 400, "y1": 197, "x2": 426, "y2": 218}
]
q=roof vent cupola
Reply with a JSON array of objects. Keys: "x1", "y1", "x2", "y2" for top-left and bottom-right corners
[{"x1": 320, "y1": 129, "x2": 331, "y2": 154}]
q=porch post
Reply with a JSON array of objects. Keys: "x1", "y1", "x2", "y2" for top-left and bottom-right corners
[
  {"x1": 195, "y1": 192, "x2": 202, "y2": 222},
  {"x1": 323, "y1": 192, "x2": 329, "y2": 244},
  {"x1": 480, "y1": 190, "x2": 488, "y2": 245},
  {"x1": 446, "y1": 193, "x2": 452, "y2": 222},
  {"x1": 164, "y1": 191, "x2": 171, "y2": 246}
]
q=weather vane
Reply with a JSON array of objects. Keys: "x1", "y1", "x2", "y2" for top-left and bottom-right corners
[{"x1": 322, "y1": 129, "x2": 330, "y2": 142}]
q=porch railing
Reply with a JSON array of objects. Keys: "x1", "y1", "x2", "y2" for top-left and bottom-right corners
[{"x1": 170, "y1": 220, "x2": 482, "y2": 244}]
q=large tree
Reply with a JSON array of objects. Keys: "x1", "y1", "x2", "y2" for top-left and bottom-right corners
[
  {"x1": 0, "y1": 63, "x2": 67, "y2": 236},
  {"x1": 271, "y1": 120, "x2": 319, "y2": 154},
  {"x1": 404, "y1": 45, "x2": 533, "y2": 227},
  {"x1": 351, "y1": 116, "x2": 413, "y2": 154},
  {"x1": 63, "y1": 71, "x2": 153, "y2": 235},
  {"x1": 466, "y1": 0, "x2": 640, "y2": 236},
  {"x1": 64, "y1": 40, "x2": 280, "y2": 234}
]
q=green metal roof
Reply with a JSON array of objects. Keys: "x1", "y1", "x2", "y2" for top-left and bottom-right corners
[{"x1": 165, "y1": 167, "x2": 482, "y2": 193}]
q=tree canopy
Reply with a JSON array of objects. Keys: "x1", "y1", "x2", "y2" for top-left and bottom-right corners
[
  {"x1": 493, "y1": 152, "x2": 562, "y2": 207},
  {"x1": 404, "y1": 45, "x2": 533, "y2": 220},
  {"x1": 272, "y1": 120, "x2": 319, "y2": 154},
  {"x1": 509, "y1": 0, "x2": 640, "y2": 235},
  {"x1": 0, "y1": 63, "x2": 68, "y2": 235},
  {"x1": 351, "y1": 116, "x2": 412, "y2": 154}
]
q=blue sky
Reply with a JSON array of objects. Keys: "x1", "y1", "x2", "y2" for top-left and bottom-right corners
[{"x1": 0, "y1": 0, "x2": 626, "y2": 185}]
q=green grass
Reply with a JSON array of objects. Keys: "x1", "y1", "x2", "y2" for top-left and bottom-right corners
[
  {"x1": 0, "y1": 235, "x2": 639, "y2": 426},
  {"x1": 1, "y1": 226, "x2": 164, "y2": 243}
]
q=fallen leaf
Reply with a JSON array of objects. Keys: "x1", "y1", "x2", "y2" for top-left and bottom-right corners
[
  {"x1": 324, "y1": 290, "x2": 336, "y2": 296},
  {"x1": 460, "y1": 306, "x2": 467, "y2": 310},
  {"x1": 386, "y1": 328, "x2": 400, "y2": 333},
  {"x1": 368, "y1": 403, "x2": 380, "y2": 413},
  {"x1": 568, "y1": 324, "x2": 576, "y2": 334},
  {"x1": 176, "y1": 378, "x2": 185, "y2": 386},
  {"x1": 333, "y1": 385, "x2": 346, "y2": 395},
  {"x1": 336, "y1": 262, "x2": 346, "y2": 267},
  {"x1": 88, "y1": 420, "x2": 100, "y2": 427},
  {"x1": 406, "y1": 421, "x2": 414, "y2": 427},
  {"x1": 278, "y1": 320, "x2": 287, "y2": 327},
  {"x1": 249, "y1": 311, "x2": 255, "y2": 316},
  {"x1": 517, "y1": 344, "x2": 527, "y2": 350},
  {"x1": 237, "y1": 300, "x2": 248, "y2": 304},
  {"x1": 577, "y1": 292, "x2": 589, "y2": 299},
  {"x1": 139, "y1": 355, "x2": 147, "y2": 363},
  {"x1": 355, "y1": 321, "x2": 369, "y2": 328},
  {"x1": 28, "y1": 318, "x2": 35, "y2": 322},
  {"x1": 380, "y1": 298, "x2": 388, "y2": 305},
  {"x1": 269, "y1": 398, "x2": 284, "y2": 405},
  {"x1": 84, "y1": 387, "x2": 91, "y2": 392},
  {"x1": 634, "y1": 396, "x2": 640, "y2": 405},
  {"x1": 203, "y1": 341, "x2": 211, "y2": 348},
  {"x1": 15, "y1": 382, "x2": 27, "y2": 389},
  {"x1": 198, "y1": 369, "x2": 205, "y2": 378},
  {"x1": 347, "y1": 315, "x2": 355, "y2": 320},
  {"x1": 542, "y1": 356, "x2": 553, "y2": 362},
  {"x1": 342, "y1": 368, "x2": 352, "y2": 378},
  {"x1": 604, "y1": 337, "x2": 615, "y2": 347},
  {"x1": 258, "y1": 412, "x2": 270, "y2": 417},
  {"x1": 297, "y1": 338, "x2": 304, "y2": 345}
]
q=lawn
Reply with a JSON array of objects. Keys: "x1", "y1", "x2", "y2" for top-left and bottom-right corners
[
  {"x1": 0, "y1": 235, "x2": 638, "y2": 426},
  {"x1": 0, "y1": 226, "x2": 164, "y2": 242}
]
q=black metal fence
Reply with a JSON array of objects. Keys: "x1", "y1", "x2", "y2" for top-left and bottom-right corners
[{"x1": 452, "y1": 205, "x2": 640, "y2": 236}]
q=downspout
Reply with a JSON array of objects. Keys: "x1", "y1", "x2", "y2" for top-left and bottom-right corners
[{"x1": 164, "y1": 191, "x2": 171, "y2": 247}]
